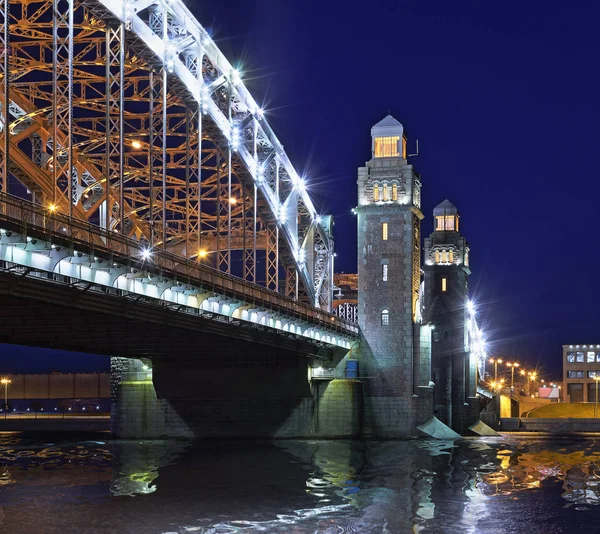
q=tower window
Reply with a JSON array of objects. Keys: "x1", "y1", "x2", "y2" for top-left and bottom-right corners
[
  {"x1": 373, "y1": 185, "x2": 379, "y2": 202},
  {"x1": 374, "y1": 136, "x2": 400, "y2": 158},
  {"x1": 392, "y1": 183, "x2": 398, "y2": 201},
  {"x1": 381, "y1": 309, "x2": 390, "y2": 326},
  {"x1": 402, "y1": 137, "x2": 407, "y2": 159},
  {"x1": 449, "y1": 250, "x2": 454, "y2": 263},
  {"x1": 435, "y1": 251, "x2": 440, "y2": 263},
  {"x1": 441, "y1": 278, "x2": 447, "y2": 292},
  {"x1": 382, "y1": 184, "x2": 389, "y2": 201},
  {"x1": 382, "y1": 264, "x2": 388, "y2": 281},
  {"x1": 382, "y1": 222, "x2": 388, "y2": 241},
  {"x1": 436, "y1": 216, "x2": 455, "y2": 231}
]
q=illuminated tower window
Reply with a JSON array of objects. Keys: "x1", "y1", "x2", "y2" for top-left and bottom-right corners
[
  {"x1": 402, "y1": 137, "x2": 407, "y2": 159},
  {"x1": 381, "y1": 309, "x2": 390, "y2": 326},
  {"x1": 441, "y1": 277, "x2": 447, "y2": 292},
  {"x1": 374, "y1": 136, "x2": 400, "y2": 158},
  {"x1": 373, "y1": 185, "x2": 379, "y2": 202},
  {"x1": 435, "y1": 251, "x2": 440, "y2": 263},
  {"x1": 382, "y1": 222, "x2": 388, "y2": 241},
  {"x1": 449, "y1": 250, "x2": 454, "y2": 263},
  {"x1": 383, "y1": 184, "x2": 389, "y2": 201},
  {"x1": 382, "y1": 264, "x2": 388, "y2": 281},
  {"x1": 436, "y1": 215, "x2": 455, "y2": 231},
  {"x1": 392, "y1": 183, "x2": 398, "y2": 201}
]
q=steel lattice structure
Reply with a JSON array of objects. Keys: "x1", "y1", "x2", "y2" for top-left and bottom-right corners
[{"x1": 0, "y1": 0, "x2": 335, "y2": 309}]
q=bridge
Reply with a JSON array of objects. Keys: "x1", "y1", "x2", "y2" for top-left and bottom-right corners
[
  {"x1": 0, "y1": 0, "x2": 365, "y2": 439},
  {"x1": 0, "y1": 0, "x2": 482, "y2": 440}
]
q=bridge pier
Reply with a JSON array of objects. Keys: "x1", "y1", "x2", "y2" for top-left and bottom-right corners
[{"x1": 110, "y1": 345, "x2": 363, "y2": 439}]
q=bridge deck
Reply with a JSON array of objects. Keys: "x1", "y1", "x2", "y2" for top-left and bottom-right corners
[{"x1": 0, "y1": 192, "x2": 357, "y2": 339}]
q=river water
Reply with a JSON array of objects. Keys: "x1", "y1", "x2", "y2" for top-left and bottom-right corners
[{"x1": 1, "y1": 432, "x2": 600, "y2": 533}]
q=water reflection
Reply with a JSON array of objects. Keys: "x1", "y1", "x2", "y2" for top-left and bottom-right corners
[{"x1": 1, "y1": 433, "x2": 600, "y2": 533}]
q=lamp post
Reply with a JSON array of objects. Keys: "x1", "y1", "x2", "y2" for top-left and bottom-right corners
[
  {"x1": 0, "y1": 378, "x2": 10, "y2": 414},
  {"x1": 595, "y1": 376, "x2": 600, "y2": 418},
  {"x1": 489, "y1": 358, "x2": 503, "y2": 382},
  {"x1": 506, "y1": 362, "x2": 520, "y2": 391},
  {"x1": 529, "y1": 372, "x2": 537, "y2": 397}
]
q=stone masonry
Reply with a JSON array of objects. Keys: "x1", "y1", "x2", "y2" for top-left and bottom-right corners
[
  {"x1": 423, "y1": 199, "x2": 479, "y2": 433},
  {"x1": 356, "y1": 115, "x2": 434, "y2": 438}
]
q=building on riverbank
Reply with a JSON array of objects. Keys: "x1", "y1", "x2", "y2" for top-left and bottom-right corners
[
  {"x1": 562, "y1": 345, "x2": 600, "y2": 402},
  {"x1": 0, "y1": 372, "x2": 110, "y2": 412}
]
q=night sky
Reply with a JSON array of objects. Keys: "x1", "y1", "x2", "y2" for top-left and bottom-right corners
[{"x1": 2, "y1": 0, "x2": 598, "y2": 379}]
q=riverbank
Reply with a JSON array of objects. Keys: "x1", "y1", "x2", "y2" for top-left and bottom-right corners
[{"x1": 0, "y1": 414, "x2": 109, "y2": 432}]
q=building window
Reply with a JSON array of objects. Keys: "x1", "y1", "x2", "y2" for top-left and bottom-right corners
[
  {"x1": 568, "y1": 370, "x2": 584, "y2": 378},
  {"x1": 435, "y1": 215, "x2": 455, "y2": 231},
  {"x1": 402, "y1": 137, "x2": 407, "y2": 159},
  {"x1": 567, "y1": 352, "x2": 575, "y2": 363},
  {"x1": 392, "y1": 183, "x2": 398, "y2": 201},
  {"x1": 588, "y1": 352, "x2": 596, "y2": 363},
  {"x1": 449, "y1": 250, "x2": 454, "y2": 263},
  {"x1": 381, "y1": 309, "x2": 389, "y2": 326},
  {"x1": 373, "y1": 185, "x2": 379, "y2": 202},
  {"x1": 576, "y1": 351, "x2": 585, "y2": 363},
  {"x1": 374, "y1": 136, "x2": 400, "y2": 158},
  {"x1": 382, "y1": 184, "x2": 389, "y2": 201},
  {"x1": 435, "y1": 251, "x2": 440, "y2": 263},
  {"x1": 588, "y1": 371, "x2": 599, "y2": 378},
  {"x1": 441, "y1": 277, "x2": 447, "y2": 292},
  {"x1": 382, "y1": 264, "x2": 388, "y2": 281},
  {"x1": 382, "y1": 222, "x2": 388, "y2": 241}
]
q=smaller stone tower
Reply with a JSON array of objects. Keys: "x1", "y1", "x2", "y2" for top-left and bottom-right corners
[{"x1": 423, "y1": 200, "x2": 478, "y2": 432}]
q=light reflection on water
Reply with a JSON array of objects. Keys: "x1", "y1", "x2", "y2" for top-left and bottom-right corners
[{"x1": 1, "y1": 433, "x2": 600, "y2": 533}]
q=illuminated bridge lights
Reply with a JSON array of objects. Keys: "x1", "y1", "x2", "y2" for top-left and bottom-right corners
[{"x1": 0, "y1": 196, "x2": 357, "y2": 349}]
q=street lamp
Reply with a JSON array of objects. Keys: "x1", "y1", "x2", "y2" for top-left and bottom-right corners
[
  {"x1": 0, "y1": 377, "x2": 10, "y2": 413},
  {"x1": 595, "y1": 376, "x2": 600, "y2": 418},
  {"x1": 489, "y1": 358, "x2": 503, "y2": 382},
  {"x1": 529, "y1": 372, "x2": 537, "y2": 397},
  {"x1": 506, "y1": 362, "x2": 520, "y2": 391}
]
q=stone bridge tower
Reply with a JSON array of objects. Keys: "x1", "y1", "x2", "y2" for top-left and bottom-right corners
[
  {"x1": 356, "y1": 115, "x2": 434, "y2": 438},
  {"x1": 423, "y1": 199, "x2": 478, "y2": 433}
]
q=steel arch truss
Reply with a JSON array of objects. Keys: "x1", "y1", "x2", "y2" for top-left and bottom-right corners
[{"x1": 0, "y1": 0, "x2": 335, "y2": 309}]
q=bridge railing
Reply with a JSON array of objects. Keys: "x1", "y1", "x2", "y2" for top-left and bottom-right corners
[{"x1": 0, "y1": 193, "x2": 358, "y2": 335}]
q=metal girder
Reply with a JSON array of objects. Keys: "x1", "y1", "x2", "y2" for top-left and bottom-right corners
[
  {"x1": 105, "y1": 22, "x2": 124, "y2": 232},
  {"x1": 52, "y1": 0, "x2": 74, "y2": 213},
  {"x1": 2, "y1": 0, "x2": 336, "y2": 310},
  {"x1": 0, "y1": 0, "x2": 8, "y2": 194}
]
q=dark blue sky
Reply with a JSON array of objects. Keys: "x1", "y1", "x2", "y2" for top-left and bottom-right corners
[
  {"x1": 195, "y1": 0, "x2": 599, "y2": 379},
  {"x1": 3, "y1": 0, "x2": 599, "y2": 378}
]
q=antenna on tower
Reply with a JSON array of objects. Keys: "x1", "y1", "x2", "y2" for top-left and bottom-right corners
[{"x1": 408, "y1": 139, "x2": 419, "y2": 158}]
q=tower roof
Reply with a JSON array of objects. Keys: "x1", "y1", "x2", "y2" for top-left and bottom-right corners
[
  {"x1": 433, "y1": 199, "x2": 457, "y2": 216},
  {"x1": 371, "y1": 114, "x2": 404, "y2": 138},
  {"x1": 372, "y1": 114, "x2": 403, "y2": 129}
]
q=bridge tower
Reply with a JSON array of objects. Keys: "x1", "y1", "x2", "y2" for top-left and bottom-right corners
[
  {"x1": 356, "y1": 115, "x2": 434, "y2": 438},
  {"x1": 423, "y1": 199, "x2": 478, "y2": 432}
]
